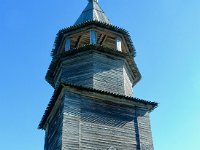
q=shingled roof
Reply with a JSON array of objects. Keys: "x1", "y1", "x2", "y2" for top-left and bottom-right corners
[
  {"x1": 38, "y1": 83, "x2": 158, "y2": 129},
  {"x1": 75, "y1": 0, "x2": 111, "y2": 25}
]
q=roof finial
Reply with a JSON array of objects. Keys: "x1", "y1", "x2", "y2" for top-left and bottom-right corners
[{"x1": 88, "y1": 0, "x2": 98, "y2": 2}]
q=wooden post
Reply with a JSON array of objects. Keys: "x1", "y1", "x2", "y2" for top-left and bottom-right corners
[
  {"x1": 75, "y1": 36, "x2": 82, "y2": 48},
  {"x1": 116, "y1": 37, "x2": 122, "y2": 51},
  {"x1": 90, "y1": 30, "x2": 97, "y2": 44},
  {"x1": 65, "y1": 37, "x2": 70, "y2": 51}
]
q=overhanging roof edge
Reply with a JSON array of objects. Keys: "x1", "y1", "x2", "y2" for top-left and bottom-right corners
[{"x1": 38, "y1": 83, "x2": 158, "y2": 129}]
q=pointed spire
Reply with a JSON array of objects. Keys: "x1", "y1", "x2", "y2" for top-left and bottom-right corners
[
  {"x1": 75, "y1": 0, "x2": 111, "y2": 25},
  {"x1": 88, "y1": 0, "x2": 98, "y2": 2}
]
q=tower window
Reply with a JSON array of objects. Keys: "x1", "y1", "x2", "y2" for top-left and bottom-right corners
[
  {"x1": 116, "y1": 37, "x2": 122, "y2": 51},
  {"x1": 90, "y1": 30, "x2": 97, "y2": 44}
]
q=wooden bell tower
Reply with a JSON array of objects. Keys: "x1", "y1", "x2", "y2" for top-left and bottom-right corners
[{"x1": 39, "y1": 1, "x2": 157, "y2": 150}]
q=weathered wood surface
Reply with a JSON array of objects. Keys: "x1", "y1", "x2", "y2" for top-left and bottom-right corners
[
  {"x1": 61, "y1": 52, "x2": 94, "y2": 87},
  {"x1": 54, "y1": 51, "x2": 134, "y2": 97},
  {"x1": 44, "y1": 89, "x2": 154, "y2": 150},
  {"x1": 44, "y1": 101, "x2": 63, "y2": 150},
  {"x1": 43, "y1": 87, "x2": 154, "y2": 150},
  {"x1": 41, "y1": 3, "x2": 156, "y2": 149},
  {"x1": 58, "y1": 26, "x2": 129, "y2": 54},
  {"x1": 92, "y1": 52, "x2": 125, "y2": 96},
  {"x1": 137, "y1": 110, "x2": 154, "y2": 150},
  {"x1": 123, "y1": 66, "x2": 133, "y2": 96},
  {"x1": 62, "y1": 91, "x2": 137, "y2": 150}
]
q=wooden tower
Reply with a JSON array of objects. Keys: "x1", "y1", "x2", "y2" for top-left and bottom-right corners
[{"x1": 39, "y1": 0, "x2": 157, "y2": 150}]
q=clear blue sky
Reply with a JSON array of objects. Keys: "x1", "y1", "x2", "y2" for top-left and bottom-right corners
[{"x1": 0, "y1": 0, "x2": 200, "y2": 149}]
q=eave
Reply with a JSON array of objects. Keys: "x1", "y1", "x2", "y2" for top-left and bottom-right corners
[
  {"x1": 38, "y1": 83, "x2": 158, "y2": 129},
  {"x1": 45, "y1": 45, "x2": 141, "y2": 87}
]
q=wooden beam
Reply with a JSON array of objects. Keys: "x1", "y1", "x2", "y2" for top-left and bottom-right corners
[
  {"x1": 100, "y1": 35, "x2": 107, "y2": 45},
  {"x1": 75, "y1": 36, "x2": 82, "y2": 48},
  {"x1": 97, "y1": 34, "x2": 103, "y2": 44}
]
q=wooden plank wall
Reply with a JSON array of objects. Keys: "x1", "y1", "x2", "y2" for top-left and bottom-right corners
[
  {"x1": 93, "y1": 52, "x2": 125, "y2": 95},
  {"x1": 61, "y1": 52, "x2": 94, "y2": 87},
  {"x1": 58, "y1": 51, "x2": 133, "y2": 96},
  {"x1": 123, "y1": 66, "x2": 133, "y2": 97},
  {"x1": 44, "y1": 101, "x2": 63, "y2": 150},
  {"x1": 61, "y1": 91, "x2": 154, "y2": 150},
  {"x1": 62, "y1": 92, "x2": 81, "y2": 149},
  {"x1": 137, "y1": 109, "x2": 154, "y2": 150}
]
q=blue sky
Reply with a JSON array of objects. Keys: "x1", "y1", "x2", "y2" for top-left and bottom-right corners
[{"x1": 0, "y1": 0, "x2": 200, "y2": 149}]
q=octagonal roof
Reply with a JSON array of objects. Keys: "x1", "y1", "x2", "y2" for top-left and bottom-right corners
[{"x1": 75, "y1": 0, "x2": 111, "y2": 25}]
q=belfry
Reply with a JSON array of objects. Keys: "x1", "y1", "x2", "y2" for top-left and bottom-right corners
[{"x1": 39, "y1": 0, "x2": 157, "y2": 150}]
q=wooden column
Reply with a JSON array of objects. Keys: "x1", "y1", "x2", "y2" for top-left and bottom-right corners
[
  {"x1": 90, "y1": 30, "x2": 97, "y2": 44},
  {"x1": 116, "y1": 37, "x2": 122, "y2": 51},
  {"x1": 65, "y1": 37, "x2": 70, "y2": 51}
]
